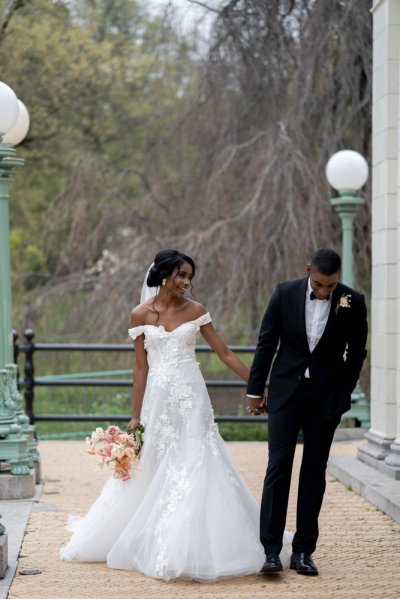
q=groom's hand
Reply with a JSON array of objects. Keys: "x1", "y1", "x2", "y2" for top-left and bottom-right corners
[{"x1": 247, "y1": 396, "x2": 266, "y2": 415}]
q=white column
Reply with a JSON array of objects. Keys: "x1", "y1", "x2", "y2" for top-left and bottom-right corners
[
  {"x1": 384, "y1": 0, "x2": 400, "y2": 476},
  {"x1": 358, "y1": 0, "x2": 400, "y2": 475}
]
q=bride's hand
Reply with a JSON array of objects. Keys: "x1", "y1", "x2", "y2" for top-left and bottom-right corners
[
  {"x1": 247, "y1": 396, "x2": 266, "y2": 415},
  {"x1": 127, "y1": 417, "x2": 140, "y2": 433}
]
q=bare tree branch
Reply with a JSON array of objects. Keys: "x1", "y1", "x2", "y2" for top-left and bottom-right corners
[
  {"x1": 185, "y1": 0, "x2": 222, "y2": 14},
  {"x1": 0, "y1": 0, "x2": 25, "y2": 46}
]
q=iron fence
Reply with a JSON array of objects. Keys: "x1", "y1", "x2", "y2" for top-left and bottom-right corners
[{"x1": 14, "y1": 329, "x2": 268, "y2": 440}]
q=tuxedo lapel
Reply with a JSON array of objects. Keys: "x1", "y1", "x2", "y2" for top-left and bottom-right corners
[{"x1": 294, "y1": 277, "x2": 309, "y2": 350}]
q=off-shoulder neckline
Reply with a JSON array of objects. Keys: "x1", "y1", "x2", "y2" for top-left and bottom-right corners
[{"x1": 129, "y1": 312, "x2": 210, "y2": 334}]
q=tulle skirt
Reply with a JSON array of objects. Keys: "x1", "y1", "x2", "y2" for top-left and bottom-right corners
[{"x1": 60, "y1": 431, "x2": 292, "y2": 581}]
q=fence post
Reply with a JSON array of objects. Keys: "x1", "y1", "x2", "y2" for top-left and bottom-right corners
[
  {"x1": 13, "y1": 330, "x2": 19, "y2": 390},
  {"x1": 23, "y1": 329, "x2": 35, "y2": 424}
]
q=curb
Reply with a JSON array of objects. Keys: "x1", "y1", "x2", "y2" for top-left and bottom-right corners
[{"x1": 0, "y1": 481, "x2": 43, "y2": 599}]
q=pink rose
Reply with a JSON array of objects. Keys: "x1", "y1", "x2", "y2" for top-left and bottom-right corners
[{"x1": 114, "y1": 433, "x2": 129, "y2": 444}]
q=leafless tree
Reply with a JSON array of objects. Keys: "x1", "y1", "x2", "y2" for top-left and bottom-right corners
[
  {"x1": 31, "y1": 0, "x2": 371, "y2": 347},
  {"x1": 145, "y1": 0, "x2": 372, "y2": 335}
]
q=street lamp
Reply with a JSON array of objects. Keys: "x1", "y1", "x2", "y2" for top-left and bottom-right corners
[
  {"x1": 0, "y1": 80, "x2": 38, "y2": 482},
  {"x1": 0, "y1": 85, "x2": 25, "y2": 372},
  {"x1": 326, "y1": 149, "x2": 370, "y2": 427},
  {"x1": 326, "y1": 150, "x2": 369, "y2": 287}
]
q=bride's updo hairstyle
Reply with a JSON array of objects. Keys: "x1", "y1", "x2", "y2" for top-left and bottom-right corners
[{"x1": 147, "y1": 250, "x2": 196, "y2": 287}]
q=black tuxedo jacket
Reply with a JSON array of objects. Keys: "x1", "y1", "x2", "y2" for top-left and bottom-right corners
[{"x1": 247, "y1": 277, "x2": 368, "y2": 420}]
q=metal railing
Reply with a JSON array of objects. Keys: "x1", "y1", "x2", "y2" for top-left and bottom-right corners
[{"x1": 13, "y1": 329, "x2": 268, "y2": 438}]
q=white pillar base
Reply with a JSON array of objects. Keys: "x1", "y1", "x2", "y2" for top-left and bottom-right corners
[
  {"x1": 384, "y1": 439, "x2": 400, "y2": 479},
  {"x1": 357, "y1": 429, "x2": 394, "y2": 471}
]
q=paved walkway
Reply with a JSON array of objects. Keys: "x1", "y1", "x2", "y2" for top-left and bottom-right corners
[{"x1": 6, "y1": 440, "x2": 400, "y2": 599}]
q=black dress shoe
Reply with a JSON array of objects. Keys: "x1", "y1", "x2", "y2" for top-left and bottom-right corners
[
  {"x1": 290, "y1": 552, "x2": 318, "y2": 576},
  {"x1": 260, "y1": 552, "x2": 283, "y2": 573}
]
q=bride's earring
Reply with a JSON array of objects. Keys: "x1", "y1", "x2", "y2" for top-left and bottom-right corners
[{"x1": 162, "y1": 279, "x2": 166, "y2": 287}]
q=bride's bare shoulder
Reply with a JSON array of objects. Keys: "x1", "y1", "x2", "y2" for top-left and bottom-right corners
[
  {"x1": 130, "y1": 302, "x2": 152, "y2": 326},
  {"x1": 185, "y1": 300, "x2": 208, "y2": 319}
]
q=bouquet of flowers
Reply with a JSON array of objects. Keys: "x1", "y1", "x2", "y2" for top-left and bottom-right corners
[{"x1": 86, "y1": 424, "x2": 145, "y2": 481}]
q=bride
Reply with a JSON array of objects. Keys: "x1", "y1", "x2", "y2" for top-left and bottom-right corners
[{"x1": 60, "y1": 249, "x2": 291, "y2": 581}]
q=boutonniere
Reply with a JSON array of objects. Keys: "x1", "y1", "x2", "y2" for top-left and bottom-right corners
[{"x1": 335, "y1": 293, "x2": 351, "y2": 315}]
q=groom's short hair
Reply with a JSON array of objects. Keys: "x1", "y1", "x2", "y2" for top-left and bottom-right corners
[{"x1": 311, "y1": 249, "x2": 341, "y2": 276}]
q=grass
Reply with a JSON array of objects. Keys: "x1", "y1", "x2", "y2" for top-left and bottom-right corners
[{"x1": 218, "y1": 421, "x2": 268, "y2": 442}]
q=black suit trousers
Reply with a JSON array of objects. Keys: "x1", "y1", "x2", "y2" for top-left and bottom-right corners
[{"x1": 261, "y1": 380, "x2": 340, "y2": 555}]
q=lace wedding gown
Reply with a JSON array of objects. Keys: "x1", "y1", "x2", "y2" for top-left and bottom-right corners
[{"x1": 61, "y1": 313, "x2": 292, "y2": 581}]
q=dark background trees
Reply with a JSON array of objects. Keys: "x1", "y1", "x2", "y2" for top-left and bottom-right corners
[{"x1": 1, "y1": 0, "x2": 371, "y2": 343}]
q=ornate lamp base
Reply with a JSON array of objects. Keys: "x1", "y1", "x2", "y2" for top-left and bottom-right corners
[{"x1": 342, "y1": 382, "x2": 370, "y2": 428}]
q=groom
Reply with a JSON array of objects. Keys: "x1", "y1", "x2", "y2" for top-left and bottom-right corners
[{"x1": 247, "y1": 249, "x2": 368, "y2": 576}]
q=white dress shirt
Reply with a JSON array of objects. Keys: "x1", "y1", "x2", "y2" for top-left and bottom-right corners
[
  {"x1": 304, "y1": 278, "x2": 331, "y2": 377},
  {"x1": 247, "y1": 278, "x2": 332, "y2": 397}
]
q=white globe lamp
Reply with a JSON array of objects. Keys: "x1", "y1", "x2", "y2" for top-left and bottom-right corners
[
  {"x1": 2, "y1": 100, "x2": 30, "y2": 146},
  {"x1": 0, "y1": 81, "x2": 19, "y2": 136},
  {"x1": 326, "y1": 149, "x2": 369, "y2": 192}
]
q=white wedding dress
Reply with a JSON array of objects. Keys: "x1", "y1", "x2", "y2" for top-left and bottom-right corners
[{"x1": 61, "y1": 313, "x2": 292, "y2": 581}]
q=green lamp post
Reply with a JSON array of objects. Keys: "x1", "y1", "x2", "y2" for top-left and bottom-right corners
[
  {"x1": 0, "y1": 81, "x2": 37, "y2": 477},
  {"x1": 326, "y1": 149, "x2": 370, "y2": 428}
]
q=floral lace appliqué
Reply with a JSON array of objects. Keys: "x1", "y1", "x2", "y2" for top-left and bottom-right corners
[
  {"x1": 153, "y1": 414, "x2": 179, "y2": 457},
  {"x1": 154, "y1": 464, "x2": 192, "y2": 577},
  {"x1": 206, "y1": 422, "x2": 220, "y2": 457}
]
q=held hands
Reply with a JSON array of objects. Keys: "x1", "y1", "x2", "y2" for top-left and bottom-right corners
[
  {"x1": 126, "y1": 417, "x2": 140, "y2": 433},
  {"x1": 247, "y1": 396, "x2": 267, "y2": 416}
]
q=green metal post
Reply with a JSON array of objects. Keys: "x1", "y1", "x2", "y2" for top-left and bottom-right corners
[
  {"x1": 0, "y1": 144, "x2": 23, "y2": 367},
  {"x1": 330, "y1": 189, "x2": 365, "y2": 287},
  {"x1": 0, "y1": 175, "x2": 14, "y2": 368},
  {"x1": 0, "y1": 141, "x2": 35, "y2": 475},
  {"x1": 330, "y1": 189, "x2": 370, "y2": 428}
]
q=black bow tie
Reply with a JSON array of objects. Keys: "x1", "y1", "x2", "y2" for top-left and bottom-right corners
[{"x1": 310, "y1": 291, "x2": 329, "y2": 301}]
